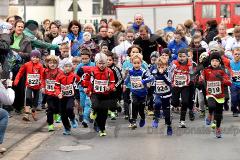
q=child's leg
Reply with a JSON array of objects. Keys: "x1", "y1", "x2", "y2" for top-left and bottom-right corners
[
  {"x1": 95, "y1": 107, "x2": 108, "y2": 132},
  {"x1": 207, "y1": 97, "x2": 216, "y2": 119},
  {"x1": 130, "y1": 94, "x2": 138, "y2": 124},
  {"x1": 180, "y1": 87, "x2": 191, "y2": 121},
  {"x1": 32, "y1": 89, "x2": 40, "y2": 109},
  {"x1": 83, "y1": 96, "x2": 91, "y2": 123},
  {"x1": 138, "y1": 98, "x2": 146, "y2": 120},
  {"x1": 66, "y1": 97, "x2": 75, "y2": 121},
  {"x1": 162, "y1": 98, "x2": 171, "y2": 126},
  {"x1": 46, "y1": 95, "x2": 55, "y2": 125},
  {"x1": 25, "y1": 87, "x2": 33, "y2": 108},
  {"x1": 171, "y1": 87, "x2": 181, "y2": 108},
  {"x1": 123, "y1": 88, "x2": 130, "y2": 116},
  {"x1": 60, "y1": 98, "x2": 71, "y2": 130},
  {"x1": 231, "y1": 85, "x2": 239, "y2": 115},
  {"x1": 153, "y1": 95, "x2": 162, "y2": 121},
  {"x1": 215, "y1": 102, "x2": 223, "y2": 128}
]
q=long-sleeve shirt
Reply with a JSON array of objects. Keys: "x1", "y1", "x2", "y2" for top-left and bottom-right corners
[{"x1": 124, "y1": 68, "x2": 154, "y2": 98}]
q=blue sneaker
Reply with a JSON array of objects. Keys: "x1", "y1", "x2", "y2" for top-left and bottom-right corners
[
  {"x1": 205, "y1": 117, "x2": 211, "y2": 126},
  {"x1": 152, "y1": 119, "x2": 158, "y2": 128},
  {"x1": 63, "y1": 128, "x2": 71, "y2": 135},
  {"x1": 94, "y1": 122, "x2": 100, "y2": 132},
  {"x1": 167, "y1": 126, "x2": 173, "y2": 136},
  {"x1": 139, "y1": 119, "x2": 145, "y2": 127},
  {"x1": 71, "y1": 119, "x2": 78, "y2": 128}
]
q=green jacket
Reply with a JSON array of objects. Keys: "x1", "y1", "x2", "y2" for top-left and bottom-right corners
[{"x1": 23, "y1": 28, "x2": 59, "y2": 50}]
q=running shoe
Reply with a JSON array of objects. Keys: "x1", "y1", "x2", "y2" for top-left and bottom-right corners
[
  {"x1": 211, "y1": 120, "x2": 216, "y2": 129},
  {"x1": 71, "y1": 119, "x2": 78, "y2": 128},
  {"x1": 179, "y1": 121, "x2": 186, "y2": 128},
  {"x1": 48, "y1": 124, "x2": 55, "y2": 132},
  {"x1": 110, "y1": 112, "x2": 116, "y2": 120},
  {"x1": 90, "y1": 111, "x2": 97, "y2": 120},
  {"x1": 189, "y1": 110, "x2": 195, "y2": 121},
  {"x1": 152, "y1": 119, "x2": 158, "y2": 128},
  {"x1": 82, "y1": 121, "x2": 88, "y2": 128},
  {"x1": 139, "y1": 119, "x2": 145, "y2": 127},
  {"x1": 167, "y1": 126, "x2": 173, "y2": 136},
  {"x1": 205, "y1": 117, "x2": 211, "y2": 126},
  {"x1": 216, "y1": 128, "x2": 222, "y2": 138},
  {"x1": 63, "y1": 128, "x2": 71, "y2": 135}
]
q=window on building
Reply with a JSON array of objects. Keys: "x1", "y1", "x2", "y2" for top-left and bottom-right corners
[
  {"x1": 92, "y1": 0, "x2": 101, "y2": 15},
  {"x1": 202, "y1": 5, "x2": 216, "y2": 18},
  {"x1": 221, "y1": 4, "x2": 230, "y2": 18},
  {"x1": 235, "y1": 4, "x2": 240, "y2": 15},
  {"x1": 16, "y1": 0, "x2": 54, "y2": 6},
  {"x1": 103, "y1": 0, "x2": 115, "y2": 15}
]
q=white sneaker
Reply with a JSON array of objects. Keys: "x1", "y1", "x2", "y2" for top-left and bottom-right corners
[{"x1": 179, "y1": 121, "x2": 186, "y2": 128}]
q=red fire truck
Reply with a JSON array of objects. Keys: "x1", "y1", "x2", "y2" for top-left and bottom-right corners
[{"x1": 114, "y1": 0, "x2": 240, "y2": 30}]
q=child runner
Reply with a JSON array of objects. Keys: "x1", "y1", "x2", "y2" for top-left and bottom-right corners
[
  {"x1": 122, "y1": 45, "x2": 148, "y2": 119},
  {"x1": 230, "y1": 44, "x2": 240, "y2": 117},
  {"x1": 13, "y1": 50, "x2": 43, "y2": 121},
  {"x1": 200, "y1": 52, "x2": 231, "y2": 138},
  {"x1": 170, "y1": 48, "x2": 195, "y2": 128},
  {"x1": 76, "y1": 48, "x2": 95, "y2": 128},
  {"x1": 152, "y1": 57, "x2": 173, "y2": 135},
  {"x1": 123, "y1": 52, "x2": 154, "y2": 129},
  {"x1": 83, "y1": 53, "x2": 116, "y2": 137},
  {"x1": 55, "y1": 61, "x2": 80, "y2": 135},
  {"x1": 42, "y1": 55, "x2": 63, "y2": 131},
  {"x1": 106, "y1": 52, "x2": 123, "y2": 120}
]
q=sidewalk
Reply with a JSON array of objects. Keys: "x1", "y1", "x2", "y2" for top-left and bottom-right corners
[{"x1": 2, "y1": 110, "x2": 47, "y2": 154}]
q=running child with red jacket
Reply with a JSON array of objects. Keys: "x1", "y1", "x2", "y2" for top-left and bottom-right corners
[
  {"x1": 200, "y1": 52, "x2": 231, "y2": 138},
  {"x1": 42, "y1": 55, "x2": 63, "y2": 132},
  {"x1": 13, "y1": 50, "x2": 44, "y2": 121},
  {"x1": 55, "y1": 61, "x2": 80, "y2": 135},
  {"x1": 83, "y1": 53, "x2": 115, "y2": 137}
]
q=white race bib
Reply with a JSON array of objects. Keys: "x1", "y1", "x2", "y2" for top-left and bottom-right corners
[
  {"x1": 174, "y1": 74, "x2": 187, "y2": 87},
  {"x1": 61, "y1": 84, "x2": 74, "y2": 96},
  {"x1": 130, "y1": 76, "x2": 143, "y2": 89},
  {"x1": 207, "y1": 81, "x2": 222, "y2": 95},
  {"x1": 94, "y1": 80, "x2": 108, "y2": 92},
  {"x1": 27, "y1": 74, "x2": 40, "y2": 86},
  {"x1": 155, "y1": 80, "x2": 170, "y2": 94},
  {"x1": 233, "y1": 71, "x2": 240, "y2": 82},
  {"x1": 46, "y1": 79, "x2": 55, "y2": 92}
]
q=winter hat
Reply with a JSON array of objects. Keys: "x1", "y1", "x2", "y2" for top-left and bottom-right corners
[
  {"x1": 209, "y1": 41, "x2": 221, "y2": 52},
  {"x1": 30, "y1": 49, "x2": 41, "y2": 58},
  {"x1": 25, "y1": 20, "x2": 39, "y2": 31},
  {"x1": 0, "y1": 21, "x2": 12, "y2": 34},
  {"x1": 150, "y1": 51, "x2": 159, "y2": 58},
  {"x1": 209, "y1": 52, "x2": 222, "y2": 62}
]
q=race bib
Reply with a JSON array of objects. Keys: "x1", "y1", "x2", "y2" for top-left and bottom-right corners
[
  {"x1": 174, "y1": 74, "x2": 187, "y2": 87},
  {"x1": 61, "y1": 84, "x2": 74, "y2": 96},
  {"x1": 94, "y1": 80, "x2": 108, "y2": 92},
  {"x1": 130, "y1": 76, "x2": 143, "y2": 89},
  {"x1": 27, "y1": 74, "x2": 40, "y2": 86},
  {"x1": 233, "y1": 71, "x2": 240, "y2": 82},
  {"x1": 155, "y1": 80, "x2": 170, "y2": 94},
  {"x1": 207, "y1": 81, "x2": 222, "y2": 95},
  {"x1": 46, "y1": 79, "x2": 55, "y2": 92}
]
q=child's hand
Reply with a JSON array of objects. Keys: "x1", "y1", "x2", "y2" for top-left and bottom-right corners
[
  {"x1": 58, "y1": 94, "x2": 63, "y2": 99},
  {"x1": 123, "y1": 85, "x2": 126, "y2": 92}
]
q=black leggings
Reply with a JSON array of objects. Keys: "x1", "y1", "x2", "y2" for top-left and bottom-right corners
[
  {"x1": 129, "y1": 94, "x2": 146, "y2": 123},
  {"x1": 91, "y1": 94, "x2": 113, "y2": 132},
  {"x1": 59, "y1": 97, "x2": 75, "y2": 130},
  {"x1": 171, "y1": 86, "x2": 192, "y2": 121},
  {"x1": 46, "y1": 95, "x2": 60, "y2": 125},
  {"x1": 207, "y1": 97, "x2": 223, "y2": 128},
  {"x1": 25, "y1": 87, "x2": 40, "y2": 108}
]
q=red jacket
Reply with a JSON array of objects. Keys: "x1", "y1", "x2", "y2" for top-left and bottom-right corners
[
  {"x1": 42, "y1": 68, "x2": 63, "y2": 97},
  {"x1": 55, "y1": 71, "x2": 80, "y2": 97},
  {"x1": 14, "y1": 61, "x2": 44, "y2": 90},
  {"x1": 82, "y1": 66, "x2": 115, "y2": 95},
  {"x1": 171, "y1": 60, "x2": 193, "y2": 87},
  {"x1": 200, "y1": 67, "x2": 231, "y2": 99}
]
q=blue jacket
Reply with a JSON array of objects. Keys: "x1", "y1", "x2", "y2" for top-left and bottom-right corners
[
  {"x1": 167, "y1": 40, "x2": 188, "y2": 60},
  {"x1": 163, "y1": 27, "x2": 176, "y2": 33},
  {"x1": 230, "y1": 60, "x2": 240, "y2": 88},
  {"x1": 122, "y1": 58, "x2": 148, "y2": 88},
  {"x1": 75, "y1": 61, "x2": 95, "y2": 91},
  {"x1": 67, "y1": 32, "x2": 83, "y2": 57},
  {"x1": 151, "y1": 68, "x2": 172, "y2": 98},
  {"x1": 124, "y1": 68, "x2": 154, "y2": 98}
]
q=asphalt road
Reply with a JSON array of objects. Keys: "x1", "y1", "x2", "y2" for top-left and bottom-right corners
[{"x1": 9, "y1": 111, "x2": 240, "y2": 160}]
